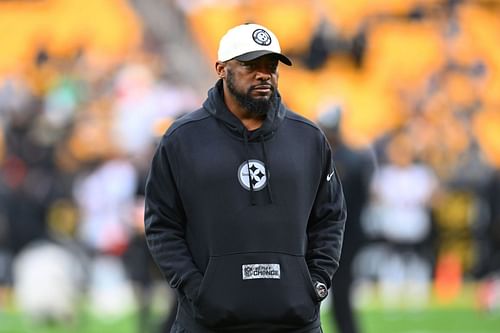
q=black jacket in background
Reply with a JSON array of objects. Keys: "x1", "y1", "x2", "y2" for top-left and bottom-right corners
[{"x1": 145, "y1": 80, "x2": 346, "y2": 332}]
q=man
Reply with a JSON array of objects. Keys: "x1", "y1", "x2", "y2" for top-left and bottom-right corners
[{"x1": 144, "y1": 23, "x2": 346, "y2": 333}]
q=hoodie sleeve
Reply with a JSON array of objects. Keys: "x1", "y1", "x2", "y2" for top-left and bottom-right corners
[
  {"x1": 306, "y1": 137, "x2": 347, "y2": 289},
  {"x1": 144, "y1": 136, "x2": 203, "y2": 302}
]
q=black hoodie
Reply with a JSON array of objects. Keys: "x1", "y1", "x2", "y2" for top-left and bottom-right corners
[{"x1": 145, "y1": 80, "x2": 346, "y2": 333}]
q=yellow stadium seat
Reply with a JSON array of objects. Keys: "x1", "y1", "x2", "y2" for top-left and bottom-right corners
[
  {"x1": 319, "y1": 0, "x2": 443, "y2": 35},
  {"x1": 456, "y1": 4, "x2": 500, "y2": 105},
  {"x1": 186, "y1": 5, "x2": 246, "y2": 64},
  {"x1": 442, "y1": 72, "x2": 478, "y2": 109},
  {"x1": 0, "y1": 0, "x2": 142, "y2": 78},
  {"x1": 246, "y1": 0, "x2": 319, "y2": 54},
  {"x1": 364, "y1": 21, "x2": 445, "y2": 89},
  {"x1": 473, "y1": 108, "x2": 500, "y2": 168}
]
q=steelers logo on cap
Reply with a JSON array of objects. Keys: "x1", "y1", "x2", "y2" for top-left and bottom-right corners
[{"x1": 252, "y1": 29, "x2": 272, "y2": 46}]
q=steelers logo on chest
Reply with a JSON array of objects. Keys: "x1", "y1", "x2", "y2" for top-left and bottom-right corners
[{"x1": 238, "y1": 160, "x2": 268, "y2": 191}]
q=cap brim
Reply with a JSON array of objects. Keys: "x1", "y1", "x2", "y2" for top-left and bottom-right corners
[{"x1": 234, "y1": 50, "x2": 292, "y2": 66}]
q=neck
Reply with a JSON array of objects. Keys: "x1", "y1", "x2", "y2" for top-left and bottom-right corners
[{"x1": 240, "y1": 117, "x2": 265, "y2": 131}]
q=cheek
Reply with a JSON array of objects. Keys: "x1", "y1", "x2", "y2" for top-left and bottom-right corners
[
  {"x1": 232, "y1": 70, "x2": 247, "y2": 83},
  {"x1": 272, "y1": 73, "x2": 279, "y2": 87}
]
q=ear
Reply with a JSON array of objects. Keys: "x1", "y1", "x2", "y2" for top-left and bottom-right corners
[{"x1": 215, "y1": 61, "x2": 226, "y2": 79}]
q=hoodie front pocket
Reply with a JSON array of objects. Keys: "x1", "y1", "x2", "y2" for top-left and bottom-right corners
[{"x1": 193, "y1": 253, "x2": 318, "y2": 327}]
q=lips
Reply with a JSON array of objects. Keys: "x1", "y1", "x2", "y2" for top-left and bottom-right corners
[{"x1": 252, "y1": 85, "x2": 273, "y2": 93}]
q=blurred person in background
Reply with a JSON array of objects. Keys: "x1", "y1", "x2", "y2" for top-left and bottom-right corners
[
  {"x1": 0, "y1": 77, "x2": 80, "y2": 314},
  {"x1": 364, "y1": 130, "x2": 438, "y2": 308},
  {"x1": 486, "y1": 170, "x2": 500, "y2": 277},
  {"x1": 12, "y1": 241, "x2": 83, "y2": 325},
  {"x1": 317, "y1": 106, "x2": 373, "y2": 333},
  {"x1": 72, "y1": 156, "x2": 140, "y2": 318},
  {"x1": 0, "y1": 178, "x2": 11, "y2": 309},
  {"x1": 1, "y1": 100, "x2": 51, "y2": 257},
  {"x1": 0, "y1": 68, "x2": 88, "y2": 324},
  {"x1": 122, "y1": 194, "x2": 158, "y2": 333},
  {"x1": 123, "y1": 143, "x2": 179, "y2": 333},
  {"x1": 476, "y1": 167, "x2": 500, "y2": 311},
  {"x1": 144, "y1": 23, "x2": 346, "y2": 333}
]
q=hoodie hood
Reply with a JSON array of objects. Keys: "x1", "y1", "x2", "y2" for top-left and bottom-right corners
[{"x1": 202, "y1": 79, "x2": 286, "y2": 141}]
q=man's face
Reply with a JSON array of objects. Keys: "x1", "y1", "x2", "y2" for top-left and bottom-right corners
[{"x1": 223, "y1": 55, "x2": 279, "y2": 117}]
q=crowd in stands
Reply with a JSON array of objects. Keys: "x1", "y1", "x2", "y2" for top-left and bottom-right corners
[{"x1": 1, "y1": 0, "x2": 500, "y2": 330}]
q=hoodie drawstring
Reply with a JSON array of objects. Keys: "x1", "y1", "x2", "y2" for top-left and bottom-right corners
[
  {"x1": 243, "y1": 131, "x2": 257, "y2": 205},
  {"x1": 260, "y1": 135, "x2": 274, "y2": 204}
]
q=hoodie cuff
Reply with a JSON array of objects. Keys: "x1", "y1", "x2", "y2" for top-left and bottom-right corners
[
  {"x1": 310, "y1": 272, "x2": 329, "y2": 290},
  {"x1": 182, "y1": 273, "x2": 203, "y2": 302}
]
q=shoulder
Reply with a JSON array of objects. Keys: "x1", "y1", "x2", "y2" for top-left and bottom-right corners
[
  {"x1": 156, "y1": 108, "x2": 211, "y2": 151},
  {"x1": 164, "y1": 108, "x2": 210, "y2": 138},
  {"x1": 285, "y1": 109, "x2": 320, "y2": 130},
  {"x1": 284, "y1": 109, "x2": 327, "y2": 141}
]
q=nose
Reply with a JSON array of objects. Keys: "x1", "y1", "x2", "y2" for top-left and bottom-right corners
[{"x1": 255, "y1": 67, "x2": 271, "y2": 81}]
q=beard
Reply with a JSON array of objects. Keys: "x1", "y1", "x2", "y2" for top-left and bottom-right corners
[{"x1": 226, "y1": 70, "x2": 277, "y2": 117}]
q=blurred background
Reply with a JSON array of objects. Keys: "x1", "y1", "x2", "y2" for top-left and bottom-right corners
[{"x1": 1, "y1": 0, "x2": 500, "y2": 332}]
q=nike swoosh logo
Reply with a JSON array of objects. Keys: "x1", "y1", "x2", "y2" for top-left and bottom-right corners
[{"x1": 326, "y1": 170, "x2": 334, "y2": 182}]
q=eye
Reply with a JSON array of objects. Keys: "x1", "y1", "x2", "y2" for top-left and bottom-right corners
[
  {"x1": 268, "y1": 62, "x2": 278, "y2": 72},
  {"x1": 240, "y1": 61, "x2": 256, "y2": 70}
]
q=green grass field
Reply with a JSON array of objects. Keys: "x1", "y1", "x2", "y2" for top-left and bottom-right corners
[
  {"x1": 324, "y1": 308, "x2": 500, "y2": 333},
  {"x1": 2, "y1": 283, "x2": 499, "y2": 333},
  {"x1": 2, "y1": 308, "x2": 499, "y2": 333}
]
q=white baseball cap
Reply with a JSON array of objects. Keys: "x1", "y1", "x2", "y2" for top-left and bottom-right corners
[{"x1": 217, "y1": 23, "x2": 292, "y2": 66}]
